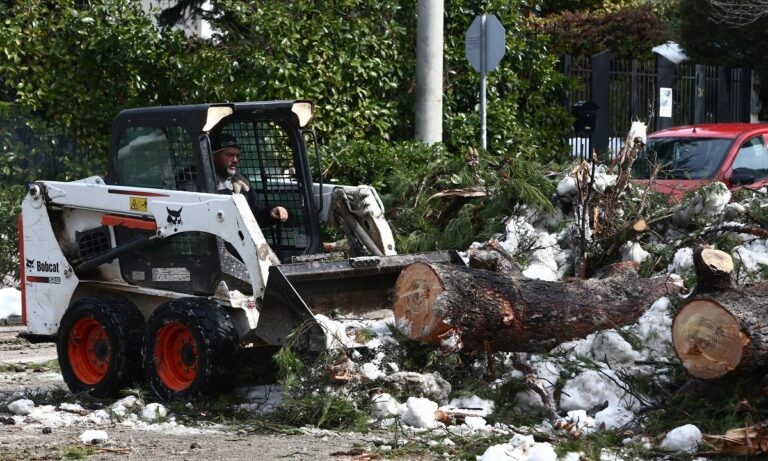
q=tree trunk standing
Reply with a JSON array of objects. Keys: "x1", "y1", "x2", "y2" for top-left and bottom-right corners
[
  {"x1": 692, "y1": 246, "x2": 734, "y2": 293},
  {"x1": 672, "y1": 248, "x2": 768, "y2": 379},
  {"x1": 393, "y1": 262, "x2": 681, "y2": 354}
]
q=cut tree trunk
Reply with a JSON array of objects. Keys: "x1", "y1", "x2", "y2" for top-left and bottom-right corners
[
  {"x1": 673, "y1": 248, "x2": 768, "y2": 379},
  {"x1": 392, "y1": 261, "x2": 681, "y2": 353}
]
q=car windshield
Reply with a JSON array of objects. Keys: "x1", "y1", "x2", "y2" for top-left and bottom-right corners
[{"x1": 631, "y1": 137, "x2": 733, "y2": 179}]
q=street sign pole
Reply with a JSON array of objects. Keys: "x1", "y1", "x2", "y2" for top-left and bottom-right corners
[
  {"x1": 465, "y1": 14, "x2": 505, "y2": 151},
  {"x1": 480, "y1": 15, "x2": 487, "y2": 150}
]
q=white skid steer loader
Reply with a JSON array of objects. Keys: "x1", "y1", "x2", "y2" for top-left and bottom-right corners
[{"x1": 19, "y1": 101, "x2": 462, "y2": 400}]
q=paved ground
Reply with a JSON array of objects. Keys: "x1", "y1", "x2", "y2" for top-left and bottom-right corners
[{"x1": 0, "y1": 325, "x2": 398, "y2": 461}]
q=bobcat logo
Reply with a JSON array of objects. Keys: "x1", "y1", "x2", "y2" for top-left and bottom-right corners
[
  {"x1": 25, "y1": 258, "x2": 34, "y2": 270},
  {"x1": 167, "y1": 207, "x2": 183, "y2": 231}
]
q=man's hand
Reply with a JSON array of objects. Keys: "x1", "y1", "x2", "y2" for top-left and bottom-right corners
[{"x1": 270, "y1": 206, "x2": 289, "y2": 223}]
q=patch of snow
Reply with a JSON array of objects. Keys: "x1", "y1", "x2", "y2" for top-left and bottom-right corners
[
  {"x1": 590, "y1": 330, "x2": 642, "y2": 369},
  {"x1": 633, "y1": 297, "x2": 674, "y2": 359},
  {"x1": 595, "y1": 405, "x2": 635, "y2": 430},
  {"x1": 620, "y1": 241, "x2": 649, "y2": 265},
  {"x1": 111, "y1": 395, "x2": 141, "y2": 418},
  {"x1": 559, "y1": 368, "x2": 639, "y2": 412},
  {"x1": 360, "y1": 362, "x2": 383, "y2": 381},
  {"x1": 733, "y1": 242, "x2": 768, "y2": 275},
  {"x1": 8, "y1": 398, "x2": 35, "y2": 415},
  {"x1": 371, "y1": 393, "x2": 404, "y2": 419},
  {"x1": 59, "y1": 403, "x2": 86, "y2": 414},
  {"x1": 478, "y1": 433, "x2": 557, "y2": 461},
  {"x1": 447, "y1": 395, "x2": 495, "y2": 417},
  {"x1": 565, "y1": 409, "x2": 596, "y2": 434},
  {"x1": 79, "y1": 429, "x2": 109, "y2": 444},
  {"x1": 659, "y1": 424, "x2": 702, "y2": 453},
  {"x1": 0, "y1": 287, "x2": 21, "y2": 320},
  {"x1": 314, "y1": 315, "x2": 356, "y2": 349},
  {"x1": 400, "y1": 397, "x2": 438, "y2": 428},
  {"x1": 668, "y1": 247, "x2": 693, "y2": 274},
  {"x1": 141, "y1": 403, "x2": 169, "y2": 421},
  {"x1": 522, "y1": 261, "x2": 558, "y2": 281}
]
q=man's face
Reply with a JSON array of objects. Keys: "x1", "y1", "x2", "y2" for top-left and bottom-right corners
[{"x1": 213, "y1": 147, "x2": 240, "y2": 178}]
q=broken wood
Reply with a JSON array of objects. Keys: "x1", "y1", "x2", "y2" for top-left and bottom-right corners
[
  {"x1": 392, "y1": 261, "x2": 681, "y2": 354},
  {"x1": 702, "y1": 423, "x2": 768, "y2": 456},
  {"x1": 673, "y1": 249, "x2": 768, "y2": 379}
]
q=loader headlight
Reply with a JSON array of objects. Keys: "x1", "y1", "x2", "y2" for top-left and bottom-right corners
[{"x1": 291, "y1": 102, "x2": 313, "y2": 127}]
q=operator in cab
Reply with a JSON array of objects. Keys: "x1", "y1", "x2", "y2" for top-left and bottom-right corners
[{"x1": 211, "y1": 133, "x2": 289, "y2": 227}]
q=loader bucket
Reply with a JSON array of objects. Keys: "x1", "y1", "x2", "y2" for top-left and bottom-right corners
[{"x1": 256, "y1": 251, "x2": 465, "y2": 350}]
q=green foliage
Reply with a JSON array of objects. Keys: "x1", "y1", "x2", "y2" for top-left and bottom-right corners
[
  {"x1": 207, "y1": 0, "x2": 414, "y2": 144},
  {"x1": 443, "y1": 2, "x2": 571, "y2": 160},
  {"x1": 321, "y1": 140, "x2": 439, "y2": 191},
  {"x1": 553, "y1": 431, "x2": 629, "y2": 459},
  {"x1": 643, "y1": 374, "x2": 766, "y2": 436},
  {"x1": 0, "y1": 0, "x2": 218, "y2": 151},
  {"x1": 62, "y1": 445, "x2": 96, "y2": 460},
  {"x1": 273, "y1": 325, "x2": 370, "y2": 431},
  {"x1": 0, "y1": 0, "x2": 576, "y2": 273},
  {"x1": 540, "y1": 6, "x2": 672, "y2": 60},
  {"x1": 0, "y1": 185, "x2": 24, "y2": 283},
  {"x1": 676, "y1": 0, "x2": 768, "y2": 119},
  {"x1": 386, "y1": 146, "x2": 554, "y2": 252},
  {"x1": 277, "y1": 392, "x2": 369, "y2": 431}
]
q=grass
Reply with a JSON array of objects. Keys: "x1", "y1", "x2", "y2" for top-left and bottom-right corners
[
  {"x1": 553, "y1": 430, "x2": 631, "y2": 459},
  {"x1": 0, "y1": 358, "x2": 59, "y2": 373},
  {"x1": 61, "y1": 445, "x2": 97, "y2": 459}
]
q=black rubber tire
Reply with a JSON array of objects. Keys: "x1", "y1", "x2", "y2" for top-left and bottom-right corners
[
  {"x1": 142, "y1": 298, "x2": 238, "y2": 401},
  {"x1": 56, "y1": 296, "x2": 145, "y2": 395}
]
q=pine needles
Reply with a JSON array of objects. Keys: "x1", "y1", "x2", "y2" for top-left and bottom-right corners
[{"x1": 385, "y1": 145, "x2": 555, "y2": 253}]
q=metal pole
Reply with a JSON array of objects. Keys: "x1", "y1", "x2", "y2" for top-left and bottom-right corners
[
  {"x1": 480, "y1": 15, "x2": 487, "y2": 150},
  {"x1": 415, "y1": 0, "x2": 444, "y2": 144}
]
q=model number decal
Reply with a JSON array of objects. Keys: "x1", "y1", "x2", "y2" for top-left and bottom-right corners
[
  {"x1": 152, "y1": 267, "x2": 191, "y2": 282},
  {"x1": 26, "y1": 275, "x2": 61, "y2": 284}
]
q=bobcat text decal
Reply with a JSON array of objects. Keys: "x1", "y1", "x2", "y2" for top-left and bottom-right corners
[{"x1": 26, "y1": 259, "x2": 62, "y2": 284}]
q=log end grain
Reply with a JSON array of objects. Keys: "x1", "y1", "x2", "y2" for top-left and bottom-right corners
[
  {"x1": 393, "y1": 262, "x2": 450, "y2": 341},
  {"x1": 672, "y1": 299, "x2": 749, "y2": 379}
]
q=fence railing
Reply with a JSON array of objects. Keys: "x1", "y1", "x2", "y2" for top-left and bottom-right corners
[{"x1": 563, "y1": 51, "x2": 752, "y2": 159}]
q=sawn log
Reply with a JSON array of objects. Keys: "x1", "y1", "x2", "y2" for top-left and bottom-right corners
[
  {"x1": 393, "y1": 261, "x2": 681, "y2": 353},
  {"x1": 672, "y1": 248, "x2": 768, "y2": 379}
]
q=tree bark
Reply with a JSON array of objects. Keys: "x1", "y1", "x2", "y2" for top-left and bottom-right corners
[
  {"x1": 673, "y1": 249, "x2": 768, "y2": 379},
  {"x1": 393, "y1": 261, "x2": 681, "y2": 353}
]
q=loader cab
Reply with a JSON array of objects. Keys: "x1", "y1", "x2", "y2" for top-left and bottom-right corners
[{"x1": 104, "y1": 101, "x2": 321, "y2": 295}]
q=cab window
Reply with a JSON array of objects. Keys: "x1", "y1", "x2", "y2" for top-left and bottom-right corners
[{"x1": 116, "y1": 126, "x2": 197, "y2": 190}]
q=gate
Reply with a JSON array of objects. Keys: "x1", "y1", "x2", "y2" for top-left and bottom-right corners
[{"x1": 563, "y1": 51, "x2": 752, "y2": 159}]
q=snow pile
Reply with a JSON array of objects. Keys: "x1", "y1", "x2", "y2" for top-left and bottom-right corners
[
  {"x1": 4, "y1": 395, "x2": 215, "y2": 435},
  {"x1": 659, "y1": 424, "x2": 702, "y2": 453},
  {"x1": 0, "y1": 287, "x2": 21, "y2": 320},
  {"x1": 478, "y1": 433, "x2": 560, "y2": 461}
]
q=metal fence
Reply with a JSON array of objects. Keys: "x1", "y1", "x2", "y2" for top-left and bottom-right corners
[{"x1": 563, "y1": 51, "x2": 752, "y2": 159}]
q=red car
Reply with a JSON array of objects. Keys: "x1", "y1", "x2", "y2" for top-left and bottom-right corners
[{"x1": 631, "y1": 123, "x2": 768, "y2": 198}]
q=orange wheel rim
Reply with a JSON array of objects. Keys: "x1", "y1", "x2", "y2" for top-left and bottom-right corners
[
  {"x1": 154, "y1": 322, "x2": 198, "y2": 391},
  {"x1": 67, "y1": 317, "x2": 111, "y2": 385}
]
